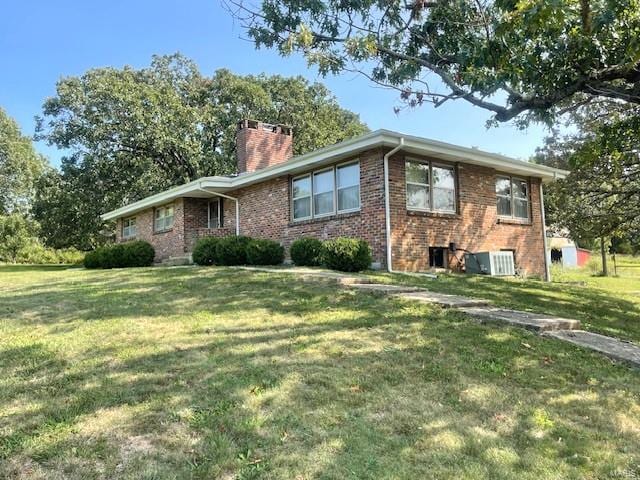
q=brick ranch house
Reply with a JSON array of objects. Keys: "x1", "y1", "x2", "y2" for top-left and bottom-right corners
[{"x1": 101, "y1": 120, "x2": 567, "y2": 278}]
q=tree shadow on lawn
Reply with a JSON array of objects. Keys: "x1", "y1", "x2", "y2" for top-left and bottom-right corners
[
  {"x1": 376, "y1": 271, "x2": 640, "y2": 343},
  {"x1": 2, "y1": 277, "x2": 640, "y2": 478}
]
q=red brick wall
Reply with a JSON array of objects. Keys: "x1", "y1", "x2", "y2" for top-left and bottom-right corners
[
  {"x1": 236, "y1": 121, "x2": 293, "y2": 174},
  {"x1": 387, "y1": 152, "x2": 546, "y2": 276},
  {"x1": 225, "y1": 148, "x2": 388, "y2": 266},
  {"x1": 115, "y1": 198, "x2": 186, "y2": 262},
  {"x1": 112, "y1": 147, "x2": 546, "y2": 275}
]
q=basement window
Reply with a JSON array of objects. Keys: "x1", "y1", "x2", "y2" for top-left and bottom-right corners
[{"x1": 429, "y1": 246, "x2": 448, "y2": 268}]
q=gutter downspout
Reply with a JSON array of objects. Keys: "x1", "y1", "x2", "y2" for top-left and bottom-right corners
[
  {"x1": 197, "y1": 185, "x2": 240, "y2": 236},
  {"x1": 539, "y1": 180, "x2": 551, "y2": 282},
  {"x1": 383, "y1": 138, "x2": 404, "y2": 272}
]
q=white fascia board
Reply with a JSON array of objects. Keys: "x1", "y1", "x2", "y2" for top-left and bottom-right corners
[
  {"x1": 382, "y1": 130, "x2": 568, "y2": 181},
  {"x1": 225, "y1": 130, "x2": 390, "y2": 188},
  {"x1": 100, "y1": 177, "x2": 232, "y2": 221}
]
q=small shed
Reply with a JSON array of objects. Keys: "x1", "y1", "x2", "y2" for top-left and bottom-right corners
[{"x1": 547, "y1": 234, "x2": 591, "y2": 268}]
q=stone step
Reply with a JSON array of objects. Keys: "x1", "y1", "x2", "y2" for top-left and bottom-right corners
[
  {"x1": 392, "y1": 291, "x2": 491, "y2": 308},
  {"x1": 544, "y1": 330, "x2": 640, "y2": 367},
  {"x1": 160, "y1": 256, "x2": 192, "y2": 267},
  {"x1": 459, "y1": 307, "x2": 580, "y2": 332},
  {"x1": 348, "y1": 283, "x2": 423, "y2": 294},
  {"x1": 236, "y1": 266, "x2": 372, "y2": 285}
]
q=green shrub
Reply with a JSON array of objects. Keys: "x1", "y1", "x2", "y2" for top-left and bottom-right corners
[
  {"x1": 17, "y1": 242, "x2": 85, "y2": 265},
  {"x1": 216, "y1": 236, "x2": 252, "y2": 265},
  {"x1": 84, "y1": 241, "x2": 155, "y2": 269},
  {"x1": 290, "y1": 237, "x2": 323, "y2": 266},
  {"x1": 123, "y1": 241, "x2": 155, "y2": 267},
  {"x1": 246, "y1": 238, "x2": 284, "y2": 265},
  {"x1": 322, "y1": 237, "x2": 372, "y2": 272},
  {"x1": 192, "y1": 237, "x2": 221, "y2": 266}
]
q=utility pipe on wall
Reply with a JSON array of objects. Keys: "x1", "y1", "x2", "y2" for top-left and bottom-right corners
[
  {"x1": 539, "y1": 181, "x2": 551, "y2": 282},
  {"x1": 383, "y1": 138, "x2": 404, "y2": 272},
  {"x1": 197, "y1": 185, "x2": 240, "y2": 236}
]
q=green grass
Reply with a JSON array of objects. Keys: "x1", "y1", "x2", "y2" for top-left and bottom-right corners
[
  {"x1": 1, "y1": 265, "x2": 639, "y2": 479},
  {"x1": 365, "y1": 255, "x2": 640, "y2": 344}
]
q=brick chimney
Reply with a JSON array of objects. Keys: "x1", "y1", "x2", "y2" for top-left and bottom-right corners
[{"x1": 236, "y1": 120, "x2": 293, "y2": 174}]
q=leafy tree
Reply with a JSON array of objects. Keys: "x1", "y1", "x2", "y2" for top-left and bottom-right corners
[
  {"x1": 0, "y1": 213, "x2": 38, "y2": 263},
  {"x1": 0, "y1": 107, "x2": 46, "y2": 214},
  {"x1": 35, "y1": 54, "x2": 368, "y2": 248},
  {"x1": 229, "y1": 0, "x2": 640, "y2": 125},
  {"x1": 534, "y1": 101, "x2": 640, "y2": 273}
]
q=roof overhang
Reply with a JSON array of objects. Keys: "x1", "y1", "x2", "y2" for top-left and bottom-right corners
[{"x1": 101, "y1": 129, "x2": 568, "y2": 221}]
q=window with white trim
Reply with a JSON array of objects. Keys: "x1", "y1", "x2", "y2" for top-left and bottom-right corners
[
  {"x1": 292, "y1": 175, "x2": 312, "y2": 220},
  {"x1": 154, "y1": 204, "x2": 174, "y2": 232},
  {"x1": 405, "y1": 159, "x2": 456, "y2": 213},
  {"x1": 292, "y1": 161, "x2": 361, "y2": 221},
  {"x1": 313, "y1": 169, "x2": 335, "y2": 216},
  {"x1": 208, "y1": 199, "x2": 221, "y2": 228},
  {"x1": 337, "y1": 162, "x2": 360, "y2": 212},
  {"x1": 122, "y1": 217, "x2": 136, "y2": 239},
  {"x1": 496, "y1": 176, "x2": 529, "y2": 220},
  {"x1": 406, "y1": 161, "x2": 429, "y2": 210}
]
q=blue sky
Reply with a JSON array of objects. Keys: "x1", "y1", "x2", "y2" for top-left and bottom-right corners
[{"x1": 0, "y1": 0, "x2": 549, "y2": 167}]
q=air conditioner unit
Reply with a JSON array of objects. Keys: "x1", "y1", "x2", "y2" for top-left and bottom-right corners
[{"x1": 464, "y1": 251, "x2": 515, "y2": 276}]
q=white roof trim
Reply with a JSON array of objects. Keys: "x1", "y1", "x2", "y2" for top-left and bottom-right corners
[{"x1": 101, "y1": 129, "x2": 568, "y2": 221}]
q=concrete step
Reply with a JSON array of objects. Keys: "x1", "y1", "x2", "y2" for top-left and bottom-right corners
[
  {"x1": 392, "y1": 291, "x2": 491, "y2": 308},
  {"x1": 348, "y1": 283, "x2": 424, "y2": 294},
  {"x1": 236, "y1": 266, "x2": 372, "y2": 285},
  {"x1": 545, "y1": 330, "x2": 640, "y2": 367},
  {"x1": 460, "y1": 307, "x2": 580, "y2": 332},
  {"x1": 160, "y1": 256, "x2": 192, "y2": 267}
]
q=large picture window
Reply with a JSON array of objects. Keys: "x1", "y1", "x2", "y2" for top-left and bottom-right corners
[
  {"x1": 292, "y1": 161, "x2": 361, "y2": 221},
  {"x1": 154, "y1": 204, "x2": 174, "y2": 232},
  {"x1": 496, "y1": 176, "x2": 529, "y2": 220},
  {"x1": 405, "y1": 159, "x2": 456, "y2": 213},
  {"x1": 122, "y1": 217, "x2": 136, "y2": 239}
]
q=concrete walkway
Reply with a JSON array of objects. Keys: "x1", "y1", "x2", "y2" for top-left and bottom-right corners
[
  {"x1": 458, "y1": 306, "x2": 581, "y2": 332},
  {"x1": 545, "y1": 330, "x2": 640, "y2": 367},
  {"x1": 234, "y1": 266, "x2": 640, "y2": 368}
]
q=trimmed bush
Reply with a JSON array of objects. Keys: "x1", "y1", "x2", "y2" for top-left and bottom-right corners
[
  {"x1": 123, "y1": 241, "x2": 155, "y2": 267},
  {"x1": 192, "y1": 237, "x2": 221, "y2": 266},
  {"x1": 84, "y1": 241, "x2": 155, "y2": 269},
  {"x1": 246, "y1": 238, "x2": 284, "y2": 265},
  {"x1": 83, "y1": 248, "x2": 105, "y2": 269},
  {"x1": 290, "y1": 237, "x2": 323, "y2": 266},
  {"x1": 322, "y1": 237, "x2": 372, "y2": 272},
  {"x1": 216, "y1": 236, "x2": 252, "y2": 265}
]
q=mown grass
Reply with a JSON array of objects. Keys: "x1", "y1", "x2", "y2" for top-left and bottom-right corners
[
  {"x1": 366, "y1": 255, "x2": 640, "y2": 344},
  {"x1": 1, "y1": 265, "x2": 639, "y2": 479}
]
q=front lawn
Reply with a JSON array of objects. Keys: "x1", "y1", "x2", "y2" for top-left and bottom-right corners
[
  {"x1": 366, "y1": 256, "x2": 640, "y2": 344},
  {"x1": 1, "y1": 265, "x2": 639, "y2": 479}
]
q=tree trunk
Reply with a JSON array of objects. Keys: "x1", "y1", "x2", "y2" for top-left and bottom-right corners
[{"x1": 600, "y1": 237, "x2": 608, "y2": 276}]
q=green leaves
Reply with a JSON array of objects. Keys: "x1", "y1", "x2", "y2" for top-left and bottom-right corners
[
  {"x1": 231, "y1": 0, "x2": 640, "y2": 125},
  {"x1": 0, "y1": 108, "x2": 46, "y2": 214},
  {"x1": 34, "y1": 54, "x2": 368, "y2": 249}
]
